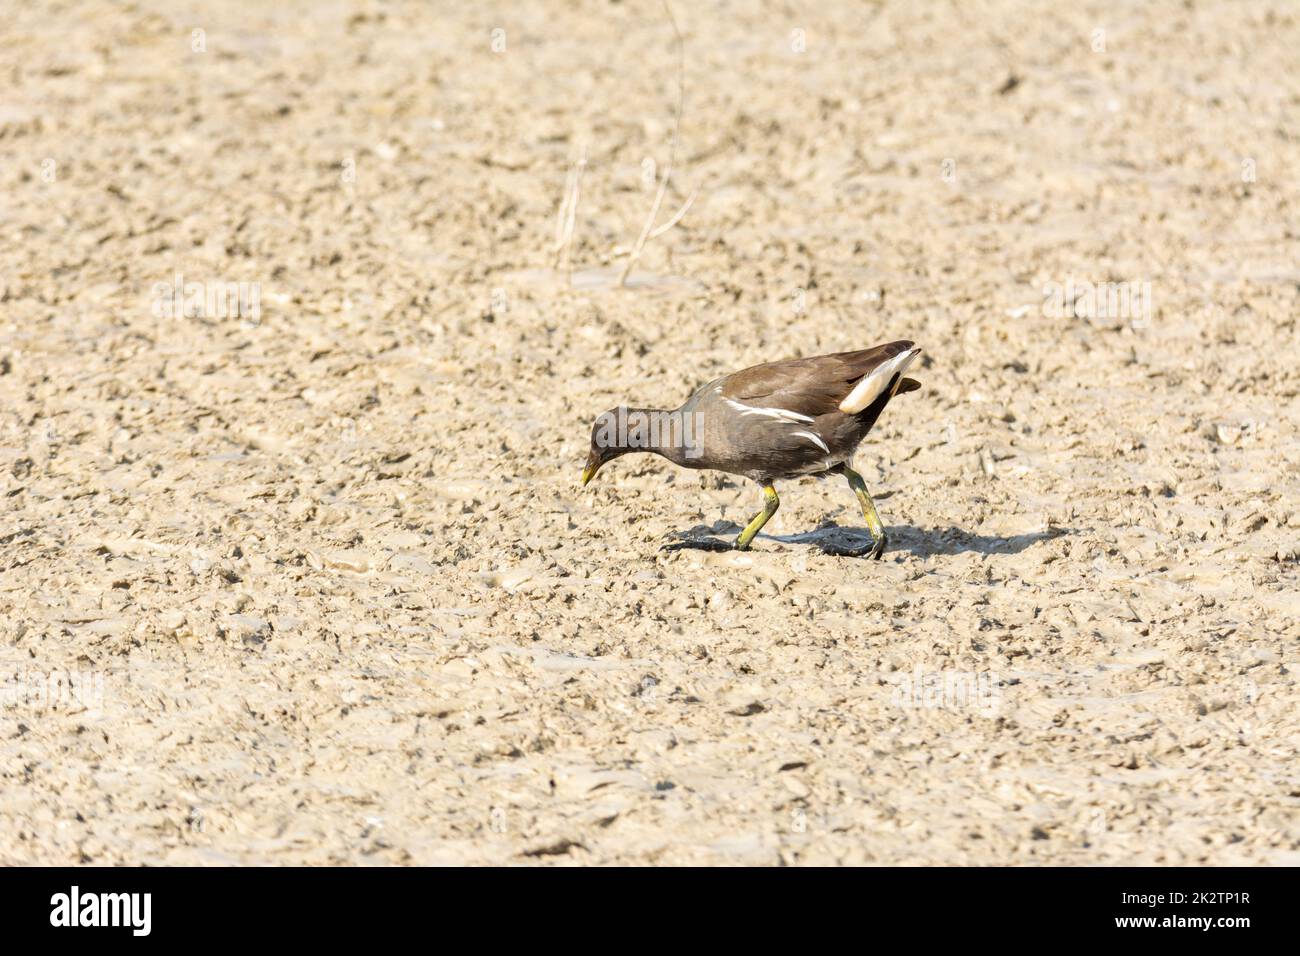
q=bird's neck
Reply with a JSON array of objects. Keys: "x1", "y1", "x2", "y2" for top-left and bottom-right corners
[{"x1": 617, "y1": 406, "x2": 700, "y2": 466}]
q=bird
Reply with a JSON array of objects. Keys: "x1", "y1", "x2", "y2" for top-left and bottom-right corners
[{"x1": 581, "y1": 340, "x2": 922, "y2": 558}]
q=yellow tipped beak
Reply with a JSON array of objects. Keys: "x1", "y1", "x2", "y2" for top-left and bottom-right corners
[{"x1": 581, "y1": 448, "x2": 603, "y2": 487}]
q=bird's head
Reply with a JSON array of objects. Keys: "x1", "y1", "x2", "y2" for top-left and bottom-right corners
[{"x1": 581, "y1": 407, "x2": 634, "y2": 486}]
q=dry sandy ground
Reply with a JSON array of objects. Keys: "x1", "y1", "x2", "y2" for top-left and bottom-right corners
[{"x1": 1, "y1": 0, "x2": 1298, "y2": 865}]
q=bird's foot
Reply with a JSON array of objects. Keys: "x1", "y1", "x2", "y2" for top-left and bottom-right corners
[
  {"x1": 867, "y1": 531, "x2": 888, "y2": 560},
  {"x1": 822, "y1": 531, "x2": 885, "y2": 558},
  {"x1": 662, "y1": 537, "x2": 733, "y2": 553}
]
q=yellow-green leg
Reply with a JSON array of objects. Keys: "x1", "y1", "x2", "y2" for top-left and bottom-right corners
[
  {"x1": 842, "y1": 466, "x2": 888, "y2": 559},
  {"x1": 735, "y1": 484, "x2": 779, "y2": 551}
]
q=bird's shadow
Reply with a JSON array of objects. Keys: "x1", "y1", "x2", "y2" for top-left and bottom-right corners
[
  {"x1": 663, "y1": 521, "x2": 1074, "y2": 558},
  {"x1": 661, "y1": 521, "x2": 739, "y2": 553},
  {"x1": 884, "y1": 524, "x2": 1075, "y2": 558}
]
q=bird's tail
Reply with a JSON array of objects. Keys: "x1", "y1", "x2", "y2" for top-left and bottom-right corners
[{"x1": 838, "y1": 347, "x2": 922, "y2": 413}]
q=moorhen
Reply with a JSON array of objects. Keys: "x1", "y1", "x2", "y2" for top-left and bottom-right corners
[{"x1": 581, "y1": 340, "x2": 922, "y2": 558}]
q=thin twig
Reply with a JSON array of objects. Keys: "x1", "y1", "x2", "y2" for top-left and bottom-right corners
[
  {"x1": 648, "y1": 186, "x2": 698, "y2": 240},
  {"x1": 552, "y1": 147, "x2": 587, "y2": 279},
  {"x1": 552, "y1": 167, "x2": 576, "y2": 255}
]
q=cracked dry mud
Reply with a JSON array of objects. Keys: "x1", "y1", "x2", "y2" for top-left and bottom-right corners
[{"x1": 1, "y1": 1, "x2": 1297, "y2": 864}]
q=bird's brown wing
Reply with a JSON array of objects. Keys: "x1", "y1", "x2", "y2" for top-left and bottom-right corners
[{"x1": 720, "y1": 341, "x2": 915, "y2": 418}]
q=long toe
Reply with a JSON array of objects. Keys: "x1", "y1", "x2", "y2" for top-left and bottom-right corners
[{"x1": 869, "y1": 532, "x2": 888, "y2": 560}]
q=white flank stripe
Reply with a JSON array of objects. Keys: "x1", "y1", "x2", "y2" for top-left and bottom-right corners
[
  {"x1": 793, "y1": 430, "x2": 829, "y2": 453},
  {"x1": 838, "y1": 348, "x2": 920, "y2": 414},
  {"x1": 722, "y1": 397, "x2": 814, "y2": 424}
]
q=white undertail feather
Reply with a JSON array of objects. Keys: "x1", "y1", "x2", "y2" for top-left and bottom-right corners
[{"x1": 837, "y1": 348, "x2": 921, "y2": 414}]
